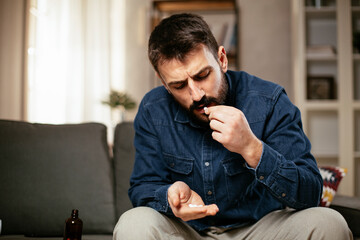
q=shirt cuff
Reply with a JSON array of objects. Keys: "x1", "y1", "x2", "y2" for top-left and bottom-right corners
[
  {"x1": 252, "y1": 142, "x2": 281, "y2": 186},
  {"x1": 154, "y1": 184, "x2": 173, "y2": 215}
]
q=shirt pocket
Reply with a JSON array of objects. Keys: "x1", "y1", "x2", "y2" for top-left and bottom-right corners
[
  {"x1": 163, "y1": 153, "x2": 194, "y2": 186},
  {"x1": 222, "y1": 157, "x2": 254, "y2": 202}
]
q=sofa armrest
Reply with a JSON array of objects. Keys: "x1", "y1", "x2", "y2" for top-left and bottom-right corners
[
  {"x1": 113, "y1": 122, "x2": 135, "y2": 219},
  {"x1": 330, "y1": 195, "x2": 360, "y2": 238}
]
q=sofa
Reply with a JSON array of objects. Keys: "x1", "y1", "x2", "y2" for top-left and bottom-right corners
[
  {"x1": 0, "y1": 120, "x2": 134, "y2": 239},
  {"x1": 0, "y1": 119, "x2": 359, "y2": 239}
]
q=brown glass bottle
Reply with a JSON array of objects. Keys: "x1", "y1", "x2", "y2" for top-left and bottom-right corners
[{"x1": 63, "y1": 209, "x2": 83, "y2": 240}]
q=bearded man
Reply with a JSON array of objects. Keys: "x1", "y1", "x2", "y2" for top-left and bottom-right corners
[{"x1": 113, "y1": 13, "x2": 352, "y2": 240}]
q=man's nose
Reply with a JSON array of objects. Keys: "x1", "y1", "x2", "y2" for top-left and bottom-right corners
[{"x1": 188, "y1": 79, "x2": 204, "y2": 102}]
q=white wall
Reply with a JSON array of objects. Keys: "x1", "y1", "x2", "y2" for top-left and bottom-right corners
[
  {"x1": 124, "y1": 0, "x2": 153, "y2": 120},
  {"x1": 238, "y1": 0, "x2": 293, "y2": 100}
]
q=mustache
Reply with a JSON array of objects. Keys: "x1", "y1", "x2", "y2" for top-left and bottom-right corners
[{"x1": 189, "y1": 96, "x2": 219, "y2": 112}]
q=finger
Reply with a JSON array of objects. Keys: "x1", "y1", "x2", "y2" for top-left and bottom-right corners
[
  {"x1": 168, "y1": 188, "x2": 181, "y2": 207},
  {"x1": 204, "y1": 105, "x2": 223, "y2": 117},
  {"x1": 205, "y1": 204, "x2": 219, "y2": 216},
  {"x1": 205, "y1": 105, "x2": 222, "y2": 114},
  {"x1": 208, "y1": 109, "x2": 227, "y2": 123},
  {"x1": 211, "y1": 130, "x2": 222, "y2": 143},
  {"x1": 179, "y1": 206, "x2": 209, "y2": 221},
  {"x1": 179, "y1": 191, "x2": 188, "y2": 204},
  {"x1": 181, "y1": 204, "x2": 219, "y2": 221},
  {"x1": 209, "y1": 119, "x2": 224, "y2": 132}
]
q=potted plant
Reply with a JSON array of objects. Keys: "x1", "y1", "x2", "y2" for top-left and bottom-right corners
[{"x1": 102, "y1": 90, "x2": 136, "y2": 123}]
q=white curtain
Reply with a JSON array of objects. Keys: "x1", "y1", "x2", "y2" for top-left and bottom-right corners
[{"x1": 27, "y1": 0, "x2": 125, "y2": 142}]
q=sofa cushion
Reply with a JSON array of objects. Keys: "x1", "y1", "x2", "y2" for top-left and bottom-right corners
[
  {"x1": 0, "y1": 120, "x2": 116, "y2": 236},
  {"x1": 331, "y1": 195, "x2": 360, "y2": 238},
  {"x1": 113, "y1": 122, "x2": 135, "y2": 219}
]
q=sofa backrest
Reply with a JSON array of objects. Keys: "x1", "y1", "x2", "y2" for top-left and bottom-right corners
[
  {"x1": 113, "y1": 122, "x2": 135, "y2": 219},
  {"x1": 0, "y1": 120, "x2": 116, "y2": 236}
]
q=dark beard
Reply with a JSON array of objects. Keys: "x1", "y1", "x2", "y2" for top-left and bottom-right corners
[
  {"x1": 187, "y1": 96, "x2": 220, "y2": 128},
  {"x1": 187, "y1": 73, "x2": 229, "y2": 126}
]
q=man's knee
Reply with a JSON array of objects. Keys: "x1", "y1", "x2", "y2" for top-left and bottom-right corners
[
  {"x1": 113, "y1": 207, "x2": 164, "y2": 240},
  {"x1": 300, "y1": 207, "x2": 352, "y2": 239}
]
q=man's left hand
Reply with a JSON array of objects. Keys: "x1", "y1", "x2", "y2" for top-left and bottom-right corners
[{"x1": 205, "y1": 105, "x2": 262, "y2": 168}]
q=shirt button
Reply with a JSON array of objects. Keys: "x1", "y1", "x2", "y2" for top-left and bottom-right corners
[
  {"x1": 259, "y1": 176, "x2": 265, "y2": 180},
  {"x1": 207, "y1": 190, "x2": 213, "y2": 195},
  {"x1": 205, "y1": 162, "x2": 210, "y2": 167},
  {"x1": 281, "y1": 193, "x2": 286, "y2": 197}
]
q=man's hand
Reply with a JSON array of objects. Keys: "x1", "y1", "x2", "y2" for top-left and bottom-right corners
[
  {"x1": 167, "y1": 181, "x2": 219, "y2": 221},
  {"x1": 205, "y1": 106, "x2": 263, "y2": 168}
]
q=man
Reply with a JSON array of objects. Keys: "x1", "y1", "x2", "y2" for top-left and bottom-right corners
[{"x1": 113, "y1": 13, "x2": 352, "y2": 239}]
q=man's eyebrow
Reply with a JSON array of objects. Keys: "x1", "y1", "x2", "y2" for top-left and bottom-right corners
[
  {"x1": 167, "y1": 66, "x2": 213, "y2": 87},
  {"x1": 168, "y1": 79, "x2": 187, "y2": 87}
]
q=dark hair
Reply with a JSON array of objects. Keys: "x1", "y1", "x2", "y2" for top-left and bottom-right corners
[{"x1": 148, "y1": 13, "x2": 219, "y2": 73}]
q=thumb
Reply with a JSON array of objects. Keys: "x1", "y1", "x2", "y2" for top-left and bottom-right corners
[{"x1": 168, "y1": 185, "x2": 181, "y2": 207}]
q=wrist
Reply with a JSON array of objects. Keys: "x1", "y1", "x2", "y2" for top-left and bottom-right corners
[{"x1": 243, "y1": 138, "x2": 263, "y2": 168}]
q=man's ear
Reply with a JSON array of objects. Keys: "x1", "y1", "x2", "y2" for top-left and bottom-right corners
[
  {"x1": 156, "y1": 72, "x2": 172, "y2": 94},
  {"x1": 217, "y1": 46, "x2": 228, "y2": 73}
]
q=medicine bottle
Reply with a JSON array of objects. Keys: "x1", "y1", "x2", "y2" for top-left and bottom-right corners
[{"x1": 63, "y1": 209, "x2": 83, "y2": 240}]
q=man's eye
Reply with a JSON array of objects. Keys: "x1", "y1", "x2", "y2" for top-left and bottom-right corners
[
  {"x1": 174, "y1": 83, "x2": 186, "y2": 89},
  {"x1": 196, "y1": 70, "x2": 210, "y2": 80}
]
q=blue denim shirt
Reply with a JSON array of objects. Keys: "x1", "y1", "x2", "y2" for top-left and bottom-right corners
[{"x1": 129, "y1": 70, "x2": 322, "y2": 231}]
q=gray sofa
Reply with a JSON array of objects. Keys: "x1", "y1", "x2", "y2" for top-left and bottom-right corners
[
  {"x1": 0, "y1": 119, "x2": 359, "y2": 239},
  {"x1": 0, "y1": 120, "x2": 134, "y2": 239}
]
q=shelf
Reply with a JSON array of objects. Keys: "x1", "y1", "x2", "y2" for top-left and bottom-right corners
[
  {"x1": 305, "y1": 101, "x2": 339, "y2": 110},
  {"x1": 355, "y1": 151, "x2": 360, "y2": 158},
  {"x1": 352, "y1": 6, "x2": 360, "y2": 13},
  {"x1": 354, "y1": 53, "x2": 360, "y2": 60},
  {"x1": 305, "y1": 6, "x2": 336, "y2": 17},
  {"x1": 306, "y1": 54, "x2": 337, "y2": 61},
  {"x1": 293, "y1": 0, "x2": 356, "y2": 196},
  {"x1": 353, "y1": 102, "x2": 360, "y2": 109},
  {"x1": 313, "y1": 152, "x2": 339, "y2": 158},
  {"x1": 153, "y1": 1, "x2": 235, "y2": 12}
]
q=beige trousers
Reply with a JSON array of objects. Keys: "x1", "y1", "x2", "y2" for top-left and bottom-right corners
[{"x1": 113, "y1": 206, "x2": 353, "y2": 240}]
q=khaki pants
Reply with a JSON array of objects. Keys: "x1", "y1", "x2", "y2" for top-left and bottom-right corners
[{"x1": 113, "y1": 206, "x2": 352, "y2": 240}]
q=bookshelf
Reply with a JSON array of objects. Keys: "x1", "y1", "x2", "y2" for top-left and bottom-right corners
[{"x1": 292, "y1": 0, "x2": 358, "y2": 196}]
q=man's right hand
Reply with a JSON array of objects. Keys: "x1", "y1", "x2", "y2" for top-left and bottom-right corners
[{"x1": 167, "y1": 181, "x2": 219, "y2": 221}]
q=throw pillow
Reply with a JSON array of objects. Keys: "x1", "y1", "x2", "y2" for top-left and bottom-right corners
[{"x1": 319, "y1": 166, "x2": 347, "y2": 207}]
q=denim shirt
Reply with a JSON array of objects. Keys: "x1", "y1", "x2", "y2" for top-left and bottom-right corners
[{"x1": 129, "y1": 70, "x2": 323, "y2": 231}]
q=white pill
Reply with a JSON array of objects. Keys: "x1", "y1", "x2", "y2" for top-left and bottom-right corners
[{"x1": 189, "y1": 204, "x2": 203, "y2": 208}]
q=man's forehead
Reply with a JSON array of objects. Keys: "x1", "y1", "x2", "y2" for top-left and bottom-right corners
[{"x1": 158, "y1": 46, "x2": 216, "y2": 82}]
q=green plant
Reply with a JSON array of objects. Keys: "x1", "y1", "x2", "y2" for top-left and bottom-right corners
[{"x1": 102, "y1": 90, "x2": 136, "y2": 110}]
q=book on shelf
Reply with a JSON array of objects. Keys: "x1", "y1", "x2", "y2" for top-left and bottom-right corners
[{"x1": 306, "y1": 45, "x2": 336, "y2": 58}]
